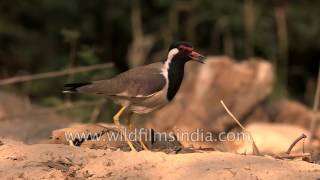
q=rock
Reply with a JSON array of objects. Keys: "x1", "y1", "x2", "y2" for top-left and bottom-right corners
[
  {"x1": 243, "y1": 105, "x2": 270, "y2": 124},
  {"x1": 268, "y1": 99, "x2": 313, "y2": 129},
  {"x1": 268, "y1": 99, "x2": 320, "y2": 140},
  {"x1": 147, "y1": 57, "x2": 274, "y2": 148},
  {"x1": 50, "y1": 123, "x2": 183, "y2": 152},
  {"x1": 50, "y1": 124, "x2": 108, "y2": 145},
  {"x1": 237, "y1": 123, "x2": 310, "y2": 154}
]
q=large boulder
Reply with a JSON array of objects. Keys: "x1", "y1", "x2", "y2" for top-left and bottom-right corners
[
  {"x1": 268, "y1": 99, "x2": 313, "y2": 129},
  {"x1": 147, "y1": 56, "x2": 274, "y2": 148},
  {"x1": 268, "y1": 99, "x2": 320, "y2": 139},
  {"x1": 239, "y1": 123, "x2": 309, "y2": 154}
]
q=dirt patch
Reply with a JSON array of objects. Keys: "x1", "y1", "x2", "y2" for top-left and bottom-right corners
[{"x1": 0, "y1": 138, "x2": 319, "y2": 179}]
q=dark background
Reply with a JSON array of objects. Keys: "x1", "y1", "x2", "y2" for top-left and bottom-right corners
[{"x1": 0, "y1": 0, "x2": 319, "y2": 121}]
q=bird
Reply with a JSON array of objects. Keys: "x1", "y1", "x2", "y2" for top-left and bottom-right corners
[{"x1": 63, "y1": 41, "x2": 206, "y2": 151}]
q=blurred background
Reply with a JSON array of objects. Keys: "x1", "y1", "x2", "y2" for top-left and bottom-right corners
[{"x1": 0, "y1": 0, "x2": 319, "y2": 124}]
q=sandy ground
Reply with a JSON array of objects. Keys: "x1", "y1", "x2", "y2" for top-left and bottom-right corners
[
  {"x1": 1, "y1": 92, "x2": 319, "y2": 179},
  {"x1": 0, "y1": 138, "x2": 319, "y2": 180}
]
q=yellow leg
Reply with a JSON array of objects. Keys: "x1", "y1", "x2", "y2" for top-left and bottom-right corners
[
  {"x1": 113, "y1": 106, "x2": 137, "y2": 152},
  {"x1": 125, "y1": 112, "x2": 149, "y2": 151}
]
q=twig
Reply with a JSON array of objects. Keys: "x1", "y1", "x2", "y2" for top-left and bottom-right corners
[
  {"x1": 313, "y1": 64, "x2": 320, "y2": 112},
  {"x1": 275, "y1": 153, "x2": 311, "y2": 160},
  {"x1": 0, "y1": 63, "x2": 114, "y2": 85},
  {"x1": 286, "y1": 133, "x2": 307, "y2": 154},
  {"x1": 220, "y1": 100, "x2": 246, "y2": 130},
  {"x1": 310, "y1": 64, "x2": 320, "y2": 140},
  {"x1": 220, "y1": 100, "x2": 261, "y2": 156}
]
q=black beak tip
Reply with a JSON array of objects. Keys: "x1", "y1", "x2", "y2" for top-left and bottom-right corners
[{"x1": 189, "y1": 52, "x2": 206, "y2": 64}]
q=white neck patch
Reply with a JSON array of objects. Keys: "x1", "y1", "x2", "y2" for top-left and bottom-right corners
[
  {"x1": 161, "y1": 48, "x2": 179, "y2": 79},
  {"x1": 160, "y1": 48, "x2": 179, "y2": 98}
]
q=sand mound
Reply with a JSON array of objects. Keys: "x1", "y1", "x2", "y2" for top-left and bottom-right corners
[{"x1": 0, "y1": 138, "x2": 319, "y2": 179}]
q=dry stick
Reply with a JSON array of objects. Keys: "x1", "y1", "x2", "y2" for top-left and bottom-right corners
[
  {"x1": 275, "y1": 153, "x2": 311, "y2": 160},
  {"x1": 310, "y1": 64, "x2": 320, "y2": 140},
  {"x1": 286, "y1": 133, "x2": 307, "y2": 154},
  {"x1": 0, "y1": 63, "x2": 114, "y2": 85},
  {"x1": 220, "y1": 100, "x2": 261, "y2": 156}
]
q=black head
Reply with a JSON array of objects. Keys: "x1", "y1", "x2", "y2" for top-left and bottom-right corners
[{"x1": 168, "y1": 41, "x2": 206, "y2": 63}]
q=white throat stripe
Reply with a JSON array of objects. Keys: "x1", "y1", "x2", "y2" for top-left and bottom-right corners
[{"x1": 161, "y1": 48, "x2": 179, "y2": 78}]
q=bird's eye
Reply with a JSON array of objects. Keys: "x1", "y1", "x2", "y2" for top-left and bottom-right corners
[{"x1": 178, "y1": 46, "x2": 187, "y2": 52}]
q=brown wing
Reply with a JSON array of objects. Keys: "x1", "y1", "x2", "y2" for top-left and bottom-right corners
[{"x1": 78, "y1": 62, "x2": 166, "y2": 98}]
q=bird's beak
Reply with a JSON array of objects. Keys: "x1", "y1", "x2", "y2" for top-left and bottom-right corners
[{"x1": 188, "y1": 50, "x2": 206, "y2": 64}]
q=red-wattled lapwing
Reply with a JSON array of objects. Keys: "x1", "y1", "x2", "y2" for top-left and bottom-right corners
[{"x1": 63, "y1": 41, "x2": 206, "y2": 151}]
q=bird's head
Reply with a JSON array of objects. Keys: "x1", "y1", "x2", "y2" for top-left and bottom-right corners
[{"x1": 168, "y1": 41, "x2": 206, "y2": 64}]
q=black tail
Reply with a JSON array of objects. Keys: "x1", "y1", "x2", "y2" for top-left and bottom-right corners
[{"x1": 62, "y1": 82, "x2": 91, "y2": 93}]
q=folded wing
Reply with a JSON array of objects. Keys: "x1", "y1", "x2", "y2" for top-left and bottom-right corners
[{"x1": 77, "y1": 63, "x2": 166, "y2": 98}]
